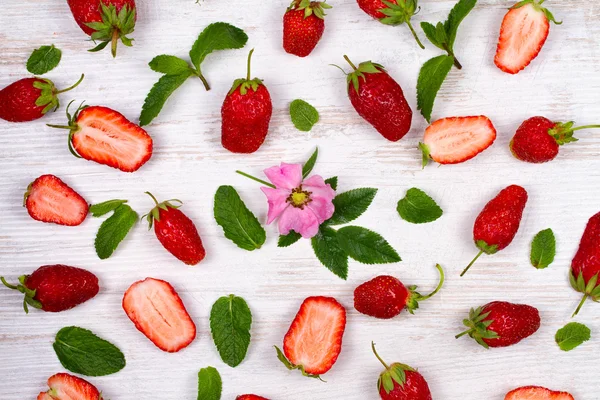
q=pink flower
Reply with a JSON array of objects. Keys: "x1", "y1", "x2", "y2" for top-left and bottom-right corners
[{"x1": 261, "y1": 163, "x2": 336, "y2": 239}]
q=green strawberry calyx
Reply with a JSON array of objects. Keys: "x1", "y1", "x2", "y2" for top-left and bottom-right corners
[
  {"x1": 142, "y1": 192, "x2": 182, "y2": 229},
  {"x1": 274, "y1": 345, "x2": 324, "y2": 381},
  {"x1": 377, "y1": 0, "x2": 425, "y2": 49},
  {"x1": 418, "y1": 142, "x2": 431, "y2": 168},
  {"x1": 454, "y1": 306, "x2": 499, "y2": 349},
  {"x1": 33, "y1": 74, "x2": 85, "y2": 115},
  {"x1": 405, "y1": 264, "x2": 445, "y2": 314},
  {"x1": 46, "y1": 100, "x2": 90, "y2": 159},
  {"x1": 0, "y1": 275, "x2": 42, "y2": 314},
  {"x1": 570, "y1": 270, "x2": 600, "y2": 317},
  {"x1": 372, "y1": 342, "x2": 415, "y2": 394},
  {"x1": 549, "y1": 122, "x2": 600, "y2": 145},
  {"x1": 460, "y1": 240, "x2": 499, "y2": 277},
  {"x1": 512, "y1": 0, "x2": 562, "y2": 25},
  {"x1": 230, "y1": 49, "x2": 264, "y2": 95},
  {"x1": 287, "y1": 0, "x2": 332, "y2": 20},
  {"x1": 335, "y1": 55, "x2": 384, "y2": 94},
  {"x1": 86, "y1": 1, "x2": 136, "y2": 58}
]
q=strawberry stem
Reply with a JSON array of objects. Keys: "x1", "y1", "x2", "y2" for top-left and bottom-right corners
[
  {"x1": 111, "y1": 29, "x2": 119, "y2": 58},
  {"x1": 455, "y1": 328, "x2": 473, "y2": 339},
  {"x1": 0, "y1": 276, "x2": 18, "y2": 290},
  {"x1": 572, "y1": 293, "x2": 588, "y2": 318},
  {"x1": 419, "y1": 264, "x2": 445, "y2": 301},
  {"x1": 343, "y1": 55, "x2": 358, "y2": 71},
  {"x1": 55, "y1": 74, "x2": 85, "y2": 94},
  {"x1": 406, "y1": 21, "x2": 425, "y2": 50},
  {"x1": 571, "y1": 125, "x2": 600, "y2": 132},
  {"x1": 145, "y1": 192, "x2": 160, "y2": 206},
  {"x1": 461, "y1": 250, "x2": 484, "y2": 277},
  {"x1": 235, "y1": 170, "x2": 276, "y2": 188},
  {"x1": 371, "y1": 342, "x2": 389, "y2": 369},
  {"x1": 246, "y1": 49, "x2": 255, "y2": 81}
]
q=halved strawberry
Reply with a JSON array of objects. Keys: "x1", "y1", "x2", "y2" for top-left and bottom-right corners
[
  {"x1": 494, "y1": 1, "x2": 561, "y2": 74},
  {"x1": 24, "y1": 174, "x2": 89, "y2": 226},
  {"x1": 275, "y1": 296, "x2": 346, "y2": 379},
  {"x1": 122, "y1": 277, "x2": 196, "y2": 352},
  {"x1": 419, "y1": 116, "x2": 496, "y2": 166},
  {"x1": 505, "y1": 385, "x2": 574, "y2": 400},
  {"x1": 48, "y1": 101, "x2": 152, "y2": 172},
  {"x1": 236, "y1": 395, "x2": 269, "y2": 400},
  {"x1": 38, "y1": 373, "x2": 102, "y2": 400}
]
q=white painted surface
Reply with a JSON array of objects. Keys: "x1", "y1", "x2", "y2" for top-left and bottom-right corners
[{"x1": 1, "y1": 0, "x2": 599, "y2": 399}]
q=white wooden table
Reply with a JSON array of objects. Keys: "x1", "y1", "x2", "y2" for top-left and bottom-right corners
[{"x1": 1, "y1": 1, "x2": 599, "y2": 399}]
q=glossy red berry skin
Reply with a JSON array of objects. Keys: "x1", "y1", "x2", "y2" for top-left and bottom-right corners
[
  {"x1": 357, "y1": 0, "x2": 387, "y2": 19},
  {"x1": 572, "y1": 212, "x2": 600, "y2": 284},
  {"x1": 354, "y1": 275, "x2": 409, "y2": 319},
  {"x1": 510, "y1": 117, "x2": 559, "y2": 163},
  {"x1": 0, "y1": 78, "x2": 47, "y2": 122},
  {"x1": 67, "y1": 0, "x2": 136, "y2": 35},
  {"x1": 480, "y1": 301, "x2": 541, "y2": 348},
  {"x1": 154, "y1": 207, "x2": 206, "y2": 265},
  {"x1": 283, "y1": 8, "x2": 325, "y2": 57},
  {"x1": 379, "y1": 369, "x2": 432, "y2": 400}
]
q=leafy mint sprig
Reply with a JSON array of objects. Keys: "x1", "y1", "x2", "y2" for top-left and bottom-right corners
[
  {"x1": 90, "y1": 199, "x2": 138, "y2": 259},
  {"x1": 417, "y1": 0, "x2": 476, "y2": 122},
  {"x1": 140, "y1": 22, "x2": 248, "y2": 126},
  {"x1": 210, "y1": 294, "x2": 252, "y2": 367}
]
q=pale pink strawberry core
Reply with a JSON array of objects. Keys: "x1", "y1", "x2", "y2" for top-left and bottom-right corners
[{"x1": 261, "y1": 163, "x2": 335, "y2": 238}]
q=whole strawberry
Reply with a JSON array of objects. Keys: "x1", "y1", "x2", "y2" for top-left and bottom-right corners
[
  {"x1": 1, "y1": 265, "x2": 99, "y2": 313},
  {"x1": 510, "y1": 117, "x2": 600, "y2": 163},
  {"x1": 144, "y1": 192, "x2": 206, "y2": 265},
  {"x1": 372, "y1": 342, "x2": 432, "y2": 400},
  {"x1": 237, "y1": 396, "x2": 269, "y2": 400},
  {"x1": 341, "y1": 55, "x2": 412, "y2": 142},
  {"x1": 283, "y1": 0, "x2": 332, "y2": 57},
  {"x1": 570, "y1": 212, "x2": 600, "y2": 317},
  {"x1": 221, "y1": 50, "x2": 273, "y2": 153},
  {"x1": 354, "y1": 264, "x2": 444, "y2": 319},
  {"x1": 461, "y1": 185, "x2": 528, "y2": 276},
  {"x1": 456, "y1": 301, "x2": 540, "y2": 348},
  {"x1": 67, "y1": 0, "x2": 136, "y2": 57},
  {"x1": 0, "y1": 75, "x2": 83, "y2": 122}
]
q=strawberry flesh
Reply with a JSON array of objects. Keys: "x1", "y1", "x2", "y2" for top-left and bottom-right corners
[
  {"x1": 505, "y1": 385, "x2": 574, "y2": 400},
  {"x1": 236, "y1": 396, "x2": 270, "y2": 400},
  {"x1": 38, "y1": 373, "x2": 102, "y2": 400},
  {"x1": 122, "y1": 278, "x2": 196, "y2": 352},
  {"x1": 510, "y1": 116, "x2": 559, "y2": 163}
]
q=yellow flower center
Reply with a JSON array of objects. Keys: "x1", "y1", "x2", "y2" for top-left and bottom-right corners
[{"x1": 287, "y1": 186, "x2": 312, "y2": 209}]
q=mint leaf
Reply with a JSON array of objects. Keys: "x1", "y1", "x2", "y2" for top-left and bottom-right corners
[
  {"x1": 327, "y1": 188, "x2": 377, "y2": 225},
  {"x1": 397, "y1": 188, "x2": 443, "y2": 224},
  {"x1": 278, "y1": 230, "x2": 302, "y2": 247},
  {"x1": 27, "y1": 45, "x2": 62, "y2": 75},
  {"x1": 197, "y1": 366, "x2": 222, "y2": 400},
  {"x1": 290, "y1": 99, "x2": 319, "y2": 132},
  {"x1": 416, "y1": 55, "x2": 454, "y2": 123},
  {"x1": 89, "y1": 199, "x2": 127, "y2": 217},
  {"x1": 311, "y1": 226, "x2": 348, "y2": 279},
  {"x1": 444, "y1": 0, "x2": 477, "y2": 50},
  {"x1": 555, "y1": 322, "x2": 591, "y2": 351},
  {"x1": 214, "y1": 186, "x2": 266, "y2": 251},
  {"x1": 53, "y1": 326, "x2": 126, "y2": 377},
  {"x1": 420, "y1": 22, "x2": 445, "y2": 51},
  {"x1": 336, "y1": 226, "x2": 401, "y2": 264},
  {"x1": 302, "y1": 148, "x2": 318, "y2": 178},
  {"x1": 189, "y1": 22, "x2": 248, "y2": 71},
  {"x1": 210, "y1": 294, "x2": 252, "y2": 367},
  {"x1": 94, "y1": 203, "x2": 138, "y2": 259},
  {"x1": 530, "y1": 228, "x2": 556, "y2": 269},
  {"x1": 140, "y1": 70, "x2": 193, "y2": 126},
  {"x1": 149, "y1": 55, "x2": 192, "y2": 75},
  {"x1": 325, "y1": 176, "x2": 338, "y2": 190}
]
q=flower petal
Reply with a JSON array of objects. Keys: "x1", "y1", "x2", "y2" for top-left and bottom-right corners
[
  {"x1": 278, "y1": 206, "x2": 320, "y2": 239},
  {"x1": 303, "y1": 175, "x2": 336, "y2": 223},
  {"x1": 263, "y1": 163, "x2": 303, "y2": 189},
  {"x1": 261, "y1": 187, "x2": 291, "y2": 224}
]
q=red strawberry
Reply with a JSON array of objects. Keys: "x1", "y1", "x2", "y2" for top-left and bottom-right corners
[
  {"x1": 0, "y1": 75, "x2": 84, "y2": 122},
  {"x1": 275, "y1": 296, "x2": 346, "y2": 379},
  {"x1": 236, "y1": 396, "x2": 269, "y2": 400},
  {"x1": 510, "y1": 117, "x2": 600, "y2": 163},
  {"x1": 354, "y1": 264, "x2": 444, "y2": 319},
  {"x1": 505, "y1": 386, "x2": 574, "y2": 400},
  {"x1": 371, "y1": 342, "x2": 432, "y2": 400},
  {"x1": 221, "y1": 50, "x2": 273, "y2": 153},
  {"x1": 24, "y1": 174, "x2": 89, "y2": 226},
  {"x1": 122, "y1": 277, "x2": 196, "y2": 352},
  {"x1": 356, "y1": 0, "x2": 425, "y2": 49},
  {"x1": 456, "y1": 301, "x2": 540, "y2": 348},
  {"x1": 495, "y1": 0, "x2": 561, "y2": 74},
  {"x1": 570, "y1": 212, "x2": 600, "y2": 317},
  {"x1": 67, "y1": 0, "x2": 136, "y2": 57},
  {"x1": 419, "y1": 116, "x2": 497, "y2": 166},
  {"x1": 1, "y1": 265, "x2": 99, "y2": 313},
  {"x1": 461, "y1": 185, "x2": 528, "y2": 276},
  {"x1": 48, "y1": 102, "x2": 153, "y2": 172},
  {"x1": 283, "y1": 0, "x2": 331, "y2": 57},
  {"x1": 143, "y1": 192, "x2": 206, "y2": 265},
  {"x1": 38, "y1": 373, "x2": 102, "y2": 400},
  {"x1": 341, "y1": 55, "x2": 412, "y2": 142}
]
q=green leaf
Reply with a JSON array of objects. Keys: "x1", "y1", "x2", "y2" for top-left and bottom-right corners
[
  {"x1": 290, "y1": 99, "x2": 320, "y2": 132},
  {"x1": 530, "y1": 228, "x2": 556, "y2": 269},
  {"x1": 420, "y1": 22, "x2": 445, "y2": 51},
  {"x1": 149, "y1": 55, "x2": 192, "y2": 75},
  {"x1": 139, "y1": 70, "x2": 192, "y2": 126},
  {"x1": 396, "y1": 188, "x2": 443, "y2": 224},
  {"x1": 189, "y1": 22, "x2": 248, "y2": 71},
  {"x1": 197, "y1": 366, "x2": 222, "y2": 400},
  {"x1": 53, "y1": 326, "x2": 126, "y2": 377},
  {"x1": 325, "y1": 176, "x2": 338, "y2": 190},
  {"x1": 336, "y1": 226, "x2": 401, "y2": 264},
  {"x1": 89, "y1": 199, "x2": 128, "y2": 217},
  {"x1": 327, "y1": 188, "x2": 377, "y2": 225},
  {"x1": 302, "y1": 148, "x2": 318, "y2": 178},
  {"x1": 444, "y1": 0, "x2": 477, "y2": 50},
  {"x1": 210, "y1": 294, "x2": 252, "y2": 368},
  {"x1": 27, "y1": 45, "x2": 62, "y2": 75},
  {"x1": 416, "y1": 55, "x2": 454, "y2": 123},
  {"x1": 555, "y1": 322, "x2": 591, "y2": 351},
  {"x1": 214, "y1": 185, "x2": 266, "y2": 251},
  {"x1": 278, "y1": 230, "x2": 302, "y2": 247},
  {"x1": 311, "y1": 226, "x2": 348, "y2": 279},
  {"x1": 94, "y1": 204, "x2": 138, "y2": 260}
]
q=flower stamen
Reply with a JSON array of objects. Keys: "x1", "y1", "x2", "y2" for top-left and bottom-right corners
[{"x1": 287, "y1": 186, "x2": 312, "y2": 209}]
